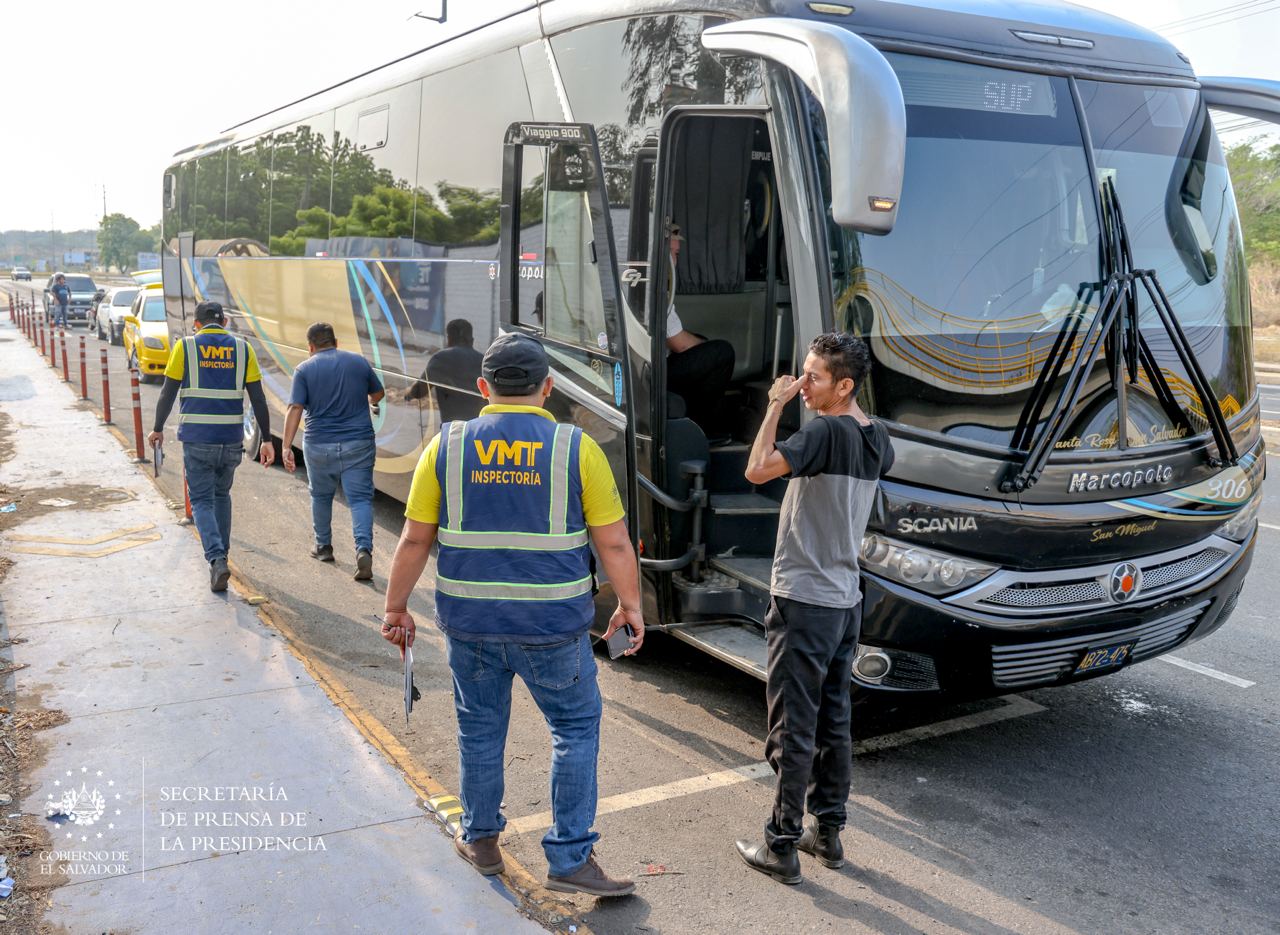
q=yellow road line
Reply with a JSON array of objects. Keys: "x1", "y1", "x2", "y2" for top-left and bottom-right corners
[
  {"x1": 8, "y1": 533, "x2": 163, "y2": 558},
  {"x1": 8, "y1": 522, "x2": 156, "y2": 545}
]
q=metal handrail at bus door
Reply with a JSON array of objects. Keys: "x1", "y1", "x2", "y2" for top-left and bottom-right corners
[{"x1": 637, "y1": 461, "x2": 708, "y2": 579}]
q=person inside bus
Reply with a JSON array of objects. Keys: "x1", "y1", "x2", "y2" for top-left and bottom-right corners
[{"x1": 665, "y1": 223, "x2": 735, "y2": 442}]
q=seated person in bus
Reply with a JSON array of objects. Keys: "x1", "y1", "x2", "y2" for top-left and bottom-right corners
[
  {"x1": 665, "y1": 224, "x2": 735, "y2": 440},
  {"x1": 408, "y1": 318, "x2": 484, "y2": 423}
]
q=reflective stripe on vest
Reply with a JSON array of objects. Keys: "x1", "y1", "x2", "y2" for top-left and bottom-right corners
[
  {"x1": 436, "y1": 575, "x2": 592, "y2": 601},
  {"x1": 439, "y1": 419, "x2": 588, "y2": 600}
]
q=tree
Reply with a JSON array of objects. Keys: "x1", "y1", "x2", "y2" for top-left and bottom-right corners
[
  {"x1": 98, "y1": 213, "x2": 143, "y2": 273},
  {"x1": 1225, "y1": 140, "x2": 1280, "y2": 263}
]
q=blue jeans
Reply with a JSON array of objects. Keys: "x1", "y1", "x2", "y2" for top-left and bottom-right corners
[
  {"x1": 183, "y1": 443, "x2": 242, "y2": 563},
  {"x1": 446, "y1": 632, "x2": 601, "y2": 876},
  {"x1": 52, "y1": 304, "x2": 67, "y2": 328},
  {"x1": 302, "y1": 437, "x2": 375, "y2": 553}
]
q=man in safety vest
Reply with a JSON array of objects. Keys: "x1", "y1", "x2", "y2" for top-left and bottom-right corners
[
  {"x1": 381, "y1": 333, "x2": 644, "y2": 898},
  {"x1": 149, "y1": 301, "x2": 275, "y2": 592}
]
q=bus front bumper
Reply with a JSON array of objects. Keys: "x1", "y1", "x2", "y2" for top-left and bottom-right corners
[{"x1": 856, "y1": 530, "x2": 1255, "y2": 698}]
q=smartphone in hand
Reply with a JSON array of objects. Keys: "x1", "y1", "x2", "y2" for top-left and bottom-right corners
[{"x1": 605, "y1": 624, "x2": 635, "y2": 660}]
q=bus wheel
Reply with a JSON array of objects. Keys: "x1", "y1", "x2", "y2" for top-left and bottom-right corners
[{"x1": 243, "y1": 406, "x2": 262, "y2": 452}]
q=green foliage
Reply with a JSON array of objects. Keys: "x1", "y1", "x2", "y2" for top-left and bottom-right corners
[
  {"x1": 97, "y1": 213, "x2": 145, "y2": 273},
  {"x1": 1225, "y1": 140, "x2": 1280, "y2": 264}
]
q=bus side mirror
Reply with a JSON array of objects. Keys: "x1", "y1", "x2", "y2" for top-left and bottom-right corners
[{"x1": 703, "y1": 17, "x2": 906, "y2": 234}]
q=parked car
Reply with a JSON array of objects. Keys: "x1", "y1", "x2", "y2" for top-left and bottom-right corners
[
  {"x1": 42, "y1": 273, "x2": 99, "y2": 325},
  {"x1": 121, "y1": 286, "x2": 171, "y2": 382},
  {"x1": 11, "y1": 267, "x2": 31, "y2": 281},
  {"x1": 90, "y1": 287, "x2": 140, "y2": 345}
]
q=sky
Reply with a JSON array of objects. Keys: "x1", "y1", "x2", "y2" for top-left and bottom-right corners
[{"x1": 0, "y1": 0, "x2": 1275, "y2": 233}]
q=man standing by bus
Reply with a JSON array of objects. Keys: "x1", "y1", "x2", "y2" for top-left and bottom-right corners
[
  {"x1": 736, "y1": 333, "x2": 894, "y2": 884},
  {"x1": 148, "y1": 302, "x2": 275, "y2": 592},
  {"x1": 280, "y1": 322, "x2": 385, "y2": 581},
  {"x1": 380, "y1": 333, "x2": 643, "y2": 898}
]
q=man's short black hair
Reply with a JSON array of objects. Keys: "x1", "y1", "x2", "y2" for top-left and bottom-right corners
[
  {"x1": 445, "y1": 318, "x2": 473, "y2": 347},
  {"x1": 809, "y1": 332, "x2": 870, "y2": 390},
  {"x1": 194, "y1": 301, "x2": 225, "y2": 324},
  {"x1": 306, "y1": 322, "x2": 337, "y2": 348}
]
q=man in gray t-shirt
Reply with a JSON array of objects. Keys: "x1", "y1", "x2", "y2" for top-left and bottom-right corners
[{"x1": 734, "y1": 333, "x2": 894, "y2": 885}]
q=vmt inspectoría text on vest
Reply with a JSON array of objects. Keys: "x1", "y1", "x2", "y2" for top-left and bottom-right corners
[
  {"x1": 470, "y1": 438, "x2": 544, "y2": 486},
  {"x1": 198, "y1": 345, "x2": 238, "y2": 368}
]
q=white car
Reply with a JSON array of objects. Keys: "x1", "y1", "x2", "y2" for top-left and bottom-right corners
[{"x1": 91, "y1": 286, "x2": 141, "y2": 345}]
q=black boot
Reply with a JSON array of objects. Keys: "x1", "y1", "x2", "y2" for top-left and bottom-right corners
[
  {"x1": 734, "y1": 839, "x2": 802, "y2": 885},
  {"x1": 797, "y1": 816, "x2": 844, "y2": 868}
]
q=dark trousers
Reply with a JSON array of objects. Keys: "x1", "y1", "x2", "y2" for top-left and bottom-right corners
[
  {"x1": 667, "y1": 338, "x2": 734, "y2": 434},
  {"x1": 763, "y1": 595, "x2": 861, "y2": 853}
]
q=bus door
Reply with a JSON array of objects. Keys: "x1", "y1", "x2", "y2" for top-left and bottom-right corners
[{"x1": 498, "y1": 122, "x2": 640, "y2": 626}]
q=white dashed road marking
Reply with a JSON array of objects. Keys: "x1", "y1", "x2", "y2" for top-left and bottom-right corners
[
  {"x1": 1260, "y1": 522, "x2": 1280, "y2": 532},
  {"x1": 1159, "y1": 654, "x2": 1255, "y2": 688},
  {"x1": 505, "y1": 695, "x2": 1044, "y2": 835}
]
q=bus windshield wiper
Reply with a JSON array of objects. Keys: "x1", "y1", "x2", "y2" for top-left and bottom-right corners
[{"x1": 1002, "y1": 178, "x2": 1239, "y2": 493}]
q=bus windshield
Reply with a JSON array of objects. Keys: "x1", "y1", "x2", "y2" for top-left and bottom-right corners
[{"x1": 815, "y1": 53, "x2": 1251, "y2": 454}]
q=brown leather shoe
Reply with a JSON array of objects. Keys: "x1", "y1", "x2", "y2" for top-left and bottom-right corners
[
  {"x1": 453, "y1": 830, "x2": 504, "y2": 875},
  {"x1": 545, "y1": 851, "x2": 636, "y2": 897}
]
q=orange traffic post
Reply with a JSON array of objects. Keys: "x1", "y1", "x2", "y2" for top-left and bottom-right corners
[
  {"x1": 60, "y1": 329, "x2": 70, "y2": 382},
  {"x1": 38, "y1": 313, "x2": 46, "y2": 357},
  {"x1": 129, "y1": 366, "x2": 147, "y2": 463},
  {"x1": 100, "y1": 347, "x2": 112, "y2": 424},
  {"x1": 79, "y1": 335, "x2": 88, "y2": 399},
  {"x1": 49, "y1": 319, "x2": 57, "y2": 368}
]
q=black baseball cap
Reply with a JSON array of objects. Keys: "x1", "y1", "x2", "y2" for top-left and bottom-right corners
[
  {"x1": 194, "y1": 301, "x2": 224, "y2": 324},
  {"x1": 482, "y1": 333, "x2": 549, "y2": 390}
]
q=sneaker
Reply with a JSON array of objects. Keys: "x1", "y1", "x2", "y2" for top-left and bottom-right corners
[
  {"x1": 453, "y1": 830, "x2": 504, "y2": 876},
  {"x1": 734, "y1": 839, "x2": 802, "y2": 885},
  {"x1": 545, "y1": 851, "x2": 636, "y2": 898},
  {"x1": 309, "y1": 544, "x2": 334, "y2": 562},
  {"x1": 797, "y1": 816, "x2": 845, "y2": 869},
  {"x1": 354, "y1": 549, "x2": 373, "y2": 581},
  {"x1": 209, "y1": 557, "x2": 230, "y2": 593}
]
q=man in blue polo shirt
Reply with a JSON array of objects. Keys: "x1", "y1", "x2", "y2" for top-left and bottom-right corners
[{"x1": 281, "y1": 322, "x2": 385, "y2": 580}]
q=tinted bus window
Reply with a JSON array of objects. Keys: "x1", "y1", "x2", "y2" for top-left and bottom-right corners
[
  {"x1": 817, "y1": 54, "x2": 1103, "y2": 451},
  {"x1": 195, "y1": 150, "x2": 227, "y2": 242},
  {"x1": 269, "y1": 112, "x2": 335, "y2": 256},
  {"x1": 226, "y1": 136, "x2": 273, "y2": 248},
  {"x1": 1078, "y1": 80, "x2": 1253, "y2": 446}
]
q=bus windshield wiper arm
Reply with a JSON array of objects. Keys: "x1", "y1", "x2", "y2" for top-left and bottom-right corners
[{"x1": 1002, "y1": 178, "x2": 1238, "y2": 493}]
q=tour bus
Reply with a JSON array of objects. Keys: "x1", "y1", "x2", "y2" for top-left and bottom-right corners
[{"x1": 161, "y1": 0, "x2": 1279, "y2": 704}]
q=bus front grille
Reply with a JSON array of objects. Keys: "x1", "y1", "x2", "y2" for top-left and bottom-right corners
[
  {"x1": 953, "y1": 537, "x2": 1239, "y2": 617},
  {"x1": 990, "y1": 600, "x2": 1209, "y2": 688}
]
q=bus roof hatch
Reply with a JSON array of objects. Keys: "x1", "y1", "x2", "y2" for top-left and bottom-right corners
[{"x1": 702, "y1": 17, "x2": 905, "y2": 235}]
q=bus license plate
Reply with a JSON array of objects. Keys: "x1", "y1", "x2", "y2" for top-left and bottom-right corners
[{"x1": 1075, "y1": 641, "x2": 1136, "y2": 675}]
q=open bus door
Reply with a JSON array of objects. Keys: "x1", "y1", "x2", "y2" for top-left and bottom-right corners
[{"x1": 498, "y1": 122, "x2": 641, "y2": 630}]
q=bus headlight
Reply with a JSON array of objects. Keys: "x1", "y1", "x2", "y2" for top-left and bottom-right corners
[
  {"x1": 1218, "y1": 496, "x2": 1259, "y2": 542},
  {"x1": 860, "y1": 534, "x2": 996, "y2": 595}
]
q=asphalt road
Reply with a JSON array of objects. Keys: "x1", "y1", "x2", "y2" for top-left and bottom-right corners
[{"x1": 6, "y1": 282, "x2": 1278, "y2": 934}]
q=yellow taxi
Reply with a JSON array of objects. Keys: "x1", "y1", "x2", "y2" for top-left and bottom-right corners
[
  {"x1": 122, "y1": 286, "x2": 171, "y2": 383},
  {"x1": 131, "y1": 269, "x2": 162, "y2": 286}
]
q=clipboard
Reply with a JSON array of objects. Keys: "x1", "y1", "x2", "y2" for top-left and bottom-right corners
[{"x1": 153, "y1": 441, "x2": 164, "y2": 477}]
